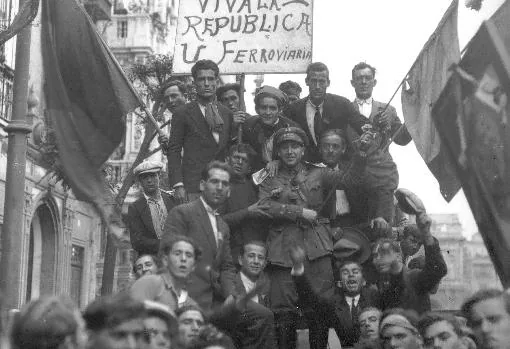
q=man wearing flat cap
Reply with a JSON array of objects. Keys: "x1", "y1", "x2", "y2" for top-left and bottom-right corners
[
  {"x1": 128, "y1": 160, "x2": 178, "y2": 255},
  {"x1": 242, "y1": 85, "x2": 299, "y2": 171},
  {"x1": 258, "y1": 126, "x2": 375, "y2": 348}
]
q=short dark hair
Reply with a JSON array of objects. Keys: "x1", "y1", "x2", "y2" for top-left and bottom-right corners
[
  {"x1": 161, "y1": 79, "x2": 187, "y2": 95},
  {"x1": 191, "y1": 59, "x2": 219, "y2": 79},
  {"x1": 461, "y1": 289, "x2": 510, "y2": 326},
  {"x1": 216, "y1": 83, "x2": 241, "y2": 101},
  {"x1": 159, "y1": 234, "x2": 202, "y2": 261},
  {"x1": 418, "y1": 312, "x2": 463, "y2": 338},
  {"x1": 279, "y1": 80, "x2": 302, "y2": 94},
  {"x1": 352, "y1": 62, "x2": 377, "y2": 79},
  {"x1": 200, "y1": 160, "x2": 233, "y2": 182},
  {"x1": 227, "y1": 143, "x2": 257, "y2": 168},
  {"x1": 334, "y1": 260, "x2": 363, "y2": 281},
  {"x1": 240, "y1": 240, "x2": 268, "y2": 258},
  {"x1": 306, "y1": 62, "x2": 329, "y2": 80},
  {"x1": 373, "y1": 238, "x2": 402, "y2": 255},
  {"x1": 320, "y1": 129, "x2": 347, "y2": 144},
  {"x1": 175, "y1": 304, "x2": 204, "y2": 319},
  {"x1": 190, "y1": 324, "x2": 236, "y2": 349},
  {"x1": 132, "y1": 254, "x2": 159, "y2": 275},
  {"x1": 83, "y1": 293, "x2": 146, "y2": 332},
  {"x1": 11, "y1": 296, "x2": 80, "y2": 349}
]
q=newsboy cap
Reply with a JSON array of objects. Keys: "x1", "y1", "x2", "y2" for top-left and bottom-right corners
[
  {"x1": 133, "y1": 161, "x2": 163, "y2": 176},
  {"x1": 273, "y1": 126, "x2": 309, "y2": 148}
]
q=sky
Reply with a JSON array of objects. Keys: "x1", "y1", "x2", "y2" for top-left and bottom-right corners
[{"x1": 236, "y1": 0, "x2": 507, "y2": 238}]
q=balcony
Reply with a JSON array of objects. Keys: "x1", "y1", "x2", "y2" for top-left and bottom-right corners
[{"x1": 82, "y1": 0, "x2": 112, "y2": 22}]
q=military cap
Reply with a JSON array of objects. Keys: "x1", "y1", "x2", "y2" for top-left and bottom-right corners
[
  {"x1": 133, "y1": 160, "x2": 163, "y2": 176},
  {"x1": 273, "y1": 126, "x2": 309, "y2": 148},
  {"x1": 255, "y1": 85, "x2": 289, "y2": 106}
]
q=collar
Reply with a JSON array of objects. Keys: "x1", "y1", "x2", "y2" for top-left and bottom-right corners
[
  {"x1": 355, "y1": 97, "x2": 373, "y2": 105},
  {"x1": 307, "y1": 97, "x2": 324, "y2": 109},
  {"x1": 143, "y1": 190, "x2": 162, "y2": 202},
  {"x1": 200, "y1": 196, "x2": 219, "y2": 215},
  {"x1": 345, "y1": 294, "x2": 361, "y2": 302},
  {"x1": 240, "y1": 271, "x2": 257, "y2": 287}
]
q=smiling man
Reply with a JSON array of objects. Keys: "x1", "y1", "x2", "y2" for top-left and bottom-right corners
[
  {"x1": 128, "y1": 161, "x2": 179, "y2": 256},
  {"x1": 284, "y1": 62, "x2": 369, "y2": 163},
  {"x1": 163, "y1": 161, "x2": 237, "y2": 311},
  {"x1": 133, "y1": 254, "x2": 158, "y2": 280}
]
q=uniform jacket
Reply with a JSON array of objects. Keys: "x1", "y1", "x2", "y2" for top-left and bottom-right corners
[
  {"x1": 163, "y1": 199, "x2": 236, "y2": 310},
  {"x1": 128, "y1": 190, "x2": 178, "y2": 255},
  {"x1": 283, "y1": 93, "x2": 369, "y2": 163},
  {"x1": 258, "y1": 158, "x2": 366, "y2": 267},
  {"x1": 167, "y1": 101, "x2": 233, "y2": 193},
  {"x1": 242, "y1": 115, "x2": 300, "y2": 170}
]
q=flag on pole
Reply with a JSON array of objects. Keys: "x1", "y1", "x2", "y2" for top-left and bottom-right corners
[
  {"x1": 40, "y1": 0, "x2": 141, "y2": 241},
  {"x1": 401, "y1": 0, "x2": 461, "y2": 202}
]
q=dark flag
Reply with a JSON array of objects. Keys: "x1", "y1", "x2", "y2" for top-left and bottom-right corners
[
  {"x1": 432, "y1": 20, "x2": 510, "y2": 286},
  {"x1": 41, "y1": 0, "x2": 141, "y2": 241},
  {"x1": 401, "y1": 0, "x2": 461, "y2": 201}
]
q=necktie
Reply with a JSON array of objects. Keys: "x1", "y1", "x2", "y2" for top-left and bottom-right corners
[
  {"x1": 351, "y1": 298, "x2": 358, "y2": 322},
  {"x1": 204, "y1": 103, "x2": 224, "y2": 140},
  {"x1": 314, "y1": 105, "x2": 322, "y2": 143}
]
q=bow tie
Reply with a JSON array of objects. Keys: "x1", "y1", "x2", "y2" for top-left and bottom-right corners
[{"x1": 356, "y1": 98, "x2": 371, "y2": 105}]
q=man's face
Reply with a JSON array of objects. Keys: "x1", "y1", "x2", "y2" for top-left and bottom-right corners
[
  {"x1": 373, "y1": 242, "x2": 400, "y2": 274},
  {"x1": 320, "y1": 134, "x2": 346, "y2": 167},
  {"x1": 285, "y1": 88, "x2": 301, "y2": 103},
  {"x1": 305, "y1": 70, "x2": 330, "y2": 102},
  {"x1": 338, "y1": 262, "x2": 364, "y2": 296},
  {"x1": 165, "y1": 241, "x2": 196, "y2": 280},
  {"x1": 423, "y1": 320, "x2": 463, "y2": 349},
  {"x1": 219, "y1": 89, "x2": 240, "y2": 112},
  {"x1": 359, "y1": 310, "x2": 381, "y2": 340},
  {"x1": 134, "y1": 255, "x2": 157, "y2": 279},
  {"x1": 277, "y1": 141, "x2": 304, "y2": 168},
  {"x1": 401, "y1": 234, "x2": 422, "y2": 258},
  {"x1": 381, "y1": 326, "x2": 421, "y2": 349},
  {"x1": 177, "y1": 310, "x2": 204, "y2": 347},
  {"x1": 239, "y1": 243, "x2": 267, "y2": 280},
  {"x1": 200, "y1": 168, "x2": 231, "y2": 209},
  {"x1": 228, "y1": 151, "x2": 251, "y2": 178},
  {"x1": 194, "y1": 69, "x2": 218, "y2": 99},
  {"x1": 255, "y1": 96, "x2": 280, "y2": 126},
  {"x1": 470, "y1": 297, "x2": 510, "y2": 349},
  {"x1": 139, "y1": 172, "x2": 160, "y2": 196},
  {"x1": 144, "y1": 316, "x2": 171, "y2": 349},
  {"x1": 351, "y1": 67, "x2": 377, "y2": 100},
  {"x1": 164, "y1": 85, "x2": 186, "y2": 113},
  {"x1": 90, "y1": 318, "x2": 147, "y2": 349}
]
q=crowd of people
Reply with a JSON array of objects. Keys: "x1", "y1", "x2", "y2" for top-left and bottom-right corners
[{"x1": 5, "y1": 59, "x2": 508, "y2": 349}]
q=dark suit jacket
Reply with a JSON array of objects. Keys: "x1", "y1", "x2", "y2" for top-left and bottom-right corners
[
  {"x1": 167, "y1": 101, "x2": 233, "y2": 193},
  {"x1": 283, "y1": 94, "x2": 369, "y2": 162},
  {"x1": 294, "y1": 274, "x2": 381, "y2": 347},
  {"x1": 163, "y1": 199, "x2": 236, "y2": 310},
  {"x1": 232, "y1": 271, "x2": 271, "y2": 308},
  {"x1": 128, "y1": 191, "x2": 178, "y2": 256}
]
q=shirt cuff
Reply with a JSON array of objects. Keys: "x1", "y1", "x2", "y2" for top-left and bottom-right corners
[{"x1": 290, "y1": 264, "x2": 305, "y2": 276}]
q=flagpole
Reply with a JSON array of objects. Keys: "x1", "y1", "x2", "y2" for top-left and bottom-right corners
[{"x1": 0, "y1": 0, "x2": 33, "y2": 312}]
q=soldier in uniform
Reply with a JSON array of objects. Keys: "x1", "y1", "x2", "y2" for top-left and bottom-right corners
[{"x1": 258, "y1": 126, "x2": 374, "y2": 349}]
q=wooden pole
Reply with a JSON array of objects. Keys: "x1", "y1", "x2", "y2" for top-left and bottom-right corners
[
  {"x1": 0, "y1": 0, "x2": 33, "y2": 311},
  {"x1": 236, "y1": 73, "x2": 246, "y2": 144}
]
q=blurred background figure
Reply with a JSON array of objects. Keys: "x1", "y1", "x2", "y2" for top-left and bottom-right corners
[
  {"x1": 10, "y1": 295, "x2": 87, "y2": 349},
  {"x1": 189, "y1": 324, "x2": 236, "y2": 349},
  {"x1": 133, "y1": 254, "x2": 159, "y2": 280},
  {"x1": 144, "y1": 300, "x2": 177, "y2": 349},
  {"x1": 278, "y1": 80, "x2": 302, "y2": 105}
]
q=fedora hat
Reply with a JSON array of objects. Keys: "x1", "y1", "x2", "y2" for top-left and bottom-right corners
[
  {"x1": 395, "y1": 188, "x2": 426, "y2": 215},
  {"x1": 333, "y1": 226, "x2": 372, "y2": 264}
]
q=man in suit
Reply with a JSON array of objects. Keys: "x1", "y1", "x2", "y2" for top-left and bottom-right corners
[
  {"x1": 349, "y1": 62, "x2": 413, "y2": 224},
  {"x1": 230, "y1": 241, "x2": 276, "y2": 349},
  {"x1": 283, "y1": 62, "x2": 369, "y2": 163},
  {"x1": 289, "y1": 246, "x2": 401, "y2": 349},
  {"x1": 128, "y1": 161, "x2": 178, "y2": 256},
  {"x1": 163, "y1": 161, "x2": 237, "y2": 311},
  {"x1": 167, "y1": 60, "x2": 234, "y2": 203}
]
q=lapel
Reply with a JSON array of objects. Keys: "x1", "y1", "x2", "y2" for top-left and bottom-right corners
[
  {"x1": 136, "y1": 198, "x2": 156, "y2": 235},
  {"x1": 215, "y1": 104, "x2": 231, "y2": 150},
  {"x1": 188, "y1": 102, "x2": 217, "y2": 143},
  {"x1": 161, "y1": 192, "x2": 173, "y2": 211},
  {"x1": 369, "y1": 100, "x2": 382, "y2": 121},
  {"x1": 195, "y1": 199, "x2": 218, "y2": 254}
]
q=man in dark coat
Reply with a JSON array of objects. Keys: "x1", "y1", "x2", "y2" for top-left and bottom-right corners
[
  {"x1": 163, "y1": 161, "x2": 237, "y2": 311},
  {"x1": 167, "y1": 60, "x2": 234, "y2": 203},
  {"x1": 128, "y1": 161, "x2": 178, "y2": 255},
  {"x1": 283, "y1": 62, "x2": 369, "y2": 163}
]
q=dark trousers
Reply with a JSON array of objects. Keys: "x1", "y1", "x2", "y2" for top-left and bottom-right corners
[
  {"x1": 230, "y1": 300, "x2": 277, "y2": 349},
  {"x1": 266, "y1": 256, "x2": 334, "y2": 349}
]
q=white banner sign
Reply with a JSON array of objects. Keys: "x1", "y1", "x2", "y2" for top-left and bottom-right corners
[{"x1": 173, "y1": 0, "x2": 313, "y2": 74}]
